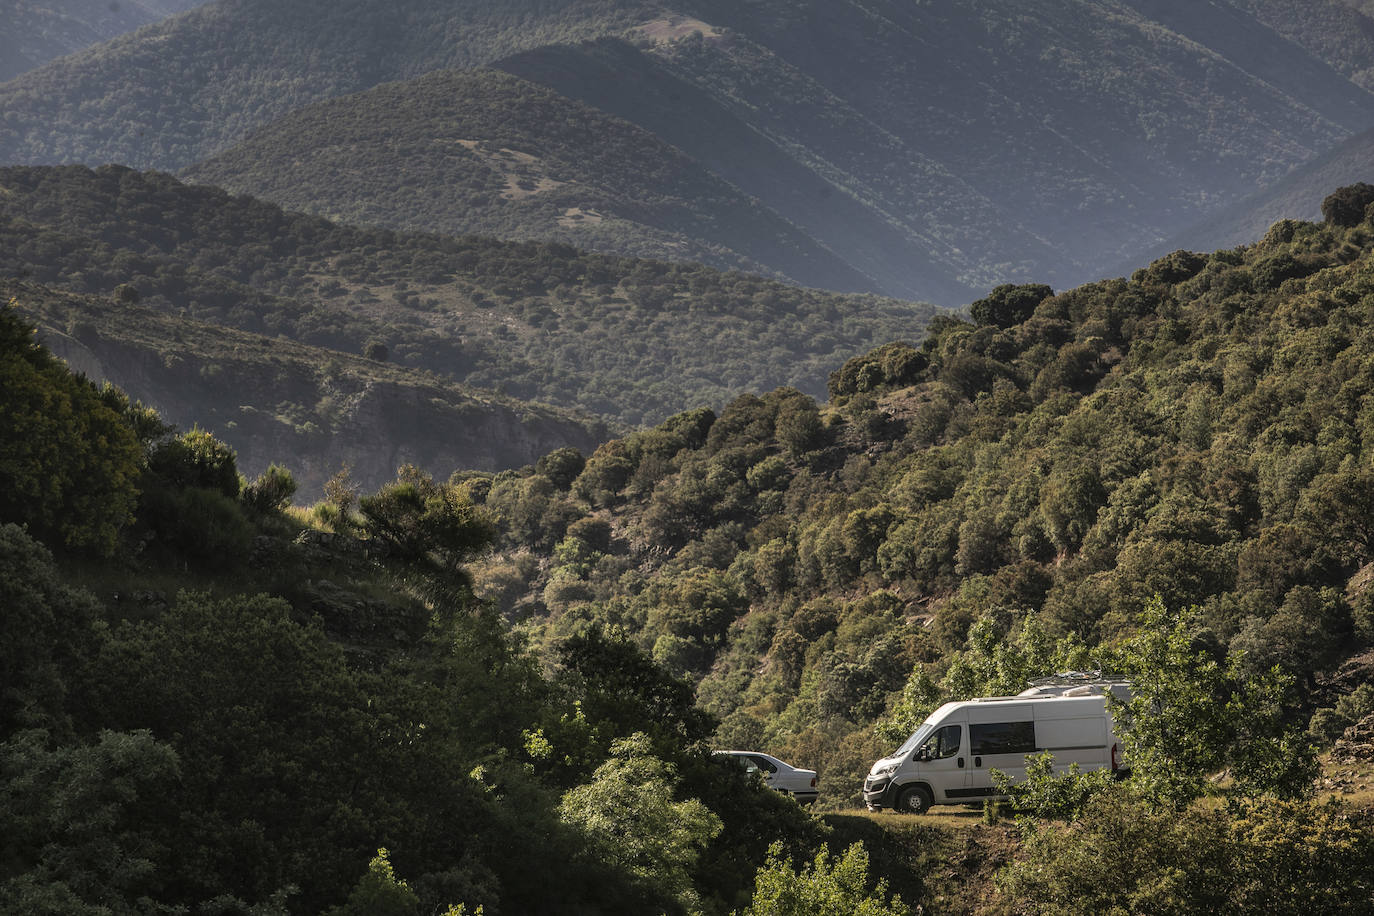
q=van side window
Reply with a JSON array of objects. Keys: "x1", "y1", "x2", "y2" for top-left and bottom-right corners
[
  {"x1": 969, "y1": 721, "x2": 1036, "y2": 755},
  {"x1": 931, "y1": 724, "x2": 961, "y2": 759}
]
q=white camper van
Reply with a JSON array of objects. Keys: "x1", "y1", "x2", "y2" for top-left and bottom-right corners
[{"x1": 863, "y1": 688, "x2": 1127, "y2": 814}]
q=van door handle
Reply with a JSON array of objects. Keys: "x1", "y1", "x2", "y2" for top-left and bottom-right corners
[
  {"x1": 974, "y1": 756, "x2": 983, "y2": 767},
  {"x1": 958, "y1": 757, "x2": 965, "y2": 768}
]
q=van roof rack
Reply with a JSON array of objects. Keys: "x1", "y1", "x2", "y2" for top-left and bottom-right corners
[{"x1": 1025, "y1": 670, "x2": 1129, "y2": 688}]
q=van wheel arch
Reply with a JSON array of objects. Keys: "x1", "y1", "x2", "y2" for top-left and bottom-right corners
[{"x1": 895, "y1": 783, "x2": 934, "y2": 815}]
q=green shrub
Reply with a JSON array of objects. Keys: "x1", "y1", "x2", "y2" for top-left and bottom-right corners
[
  {"x1": 739, "y1": 841, "x2": 910, "y2": 916},
  {"x1": 0, "y1": 301, "x2": 142, "y2": 555},
  {"x1": 242, "y1": 463, "x2": 298, "y2": 514},
  {"x1": 147, "y1": 428, "x2": 241, "y2": 499},
  {"x1": 139, "y1": 485, "x2": 253, "y2": 567}
]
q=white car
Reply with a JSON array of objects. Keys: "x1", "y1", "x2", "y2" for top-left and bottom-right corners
[{"x1": 715, "y1": 750, "x2": 818, "y2": 805}]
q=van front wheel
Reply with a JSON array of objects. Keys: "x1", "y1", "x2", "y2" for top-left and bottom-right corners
[{"x1": 896, "y1": 785, "x2": 933, "y2": 815}]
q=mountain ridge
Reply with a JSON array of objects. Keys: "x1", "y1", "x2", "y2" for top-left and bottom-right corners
[{"x1": 7, "y1": 0, "x2": 1374, "y2": 303}]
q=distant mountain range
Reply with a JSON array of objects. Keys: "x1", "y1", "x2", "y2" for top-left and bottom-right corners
[
  {"x1": 6, "y1": 0, "x2": 1374, "y2": 305},
  {"x1": 184, "y1": 68, "x2": 878, "y2": 296},
  {"x1": 0, "y1": 0, "x2": 206, "y2": 83}
]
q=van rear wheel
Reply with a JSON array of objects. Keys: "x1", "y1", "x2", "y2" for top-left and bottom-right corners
[{"x1": 896, "y1": 785, "x2": 933, "y2": 815}]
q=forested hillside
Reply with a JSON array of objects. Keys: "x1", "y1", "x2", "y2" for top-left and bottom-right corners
[
  {"x1": 460, "y1": 190, "x2": 1374, "y2": 811},
  {"x1": 184, "y1": 68, "x2": 876, "y2": 295},
  {"x1": 0, "y1": 0, "x2": 656, "y2": 167},
  {"x1": 0, "y1": 165, "x2": 936, "y2": 438},
  {"x1": 0, "y1": 298, "x2": 844, "y2": 915},
  {"x1": 7, "y1": 0, "x2": 1374, "y2": 302},
  {"x1": 5, "y1": 195, "x2": 1374, "y2": 915}
]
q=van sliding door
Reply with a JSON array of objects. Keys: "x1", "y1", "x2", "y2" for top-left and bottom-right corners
[{"x1": 960, "y1": 705, "x2": 1036, "y2": 798}]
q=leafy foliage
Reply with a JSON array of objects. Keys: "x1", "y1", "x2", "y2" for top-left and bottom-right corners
[
  {"x1": 0, "y1": 729, "x2": 186, "y2": 916},
  {"x1": 738, "y1": 841, "x2": 911, "y2": 916},
  {"x1": 998, "y1": 792, "x2": 1374, "y2": 916},
  {"x1": 969, "y1": 284, "x2": 1054, "y2": 329},
  {"x1": 1111, "y1": 599, "x2": 1319, "y2": 805},
  {"x1": 559, "y1": 733, "x2": 723, "y2": 915},
  {"x1": 0, "y1": 300, "x2": 142, "y2": 555},
  {"x1": 991, "y1": 751, "x2": 1117, "y2": 823},
  {"x1": 1321, "y1": 181, "x2": 1374, "y2": 226}
]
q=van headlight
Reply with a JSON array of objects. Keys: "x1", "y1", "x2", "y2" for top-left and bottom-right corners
[{"x1": 870, "y1": 761, "x2": 898, "y2": 778}]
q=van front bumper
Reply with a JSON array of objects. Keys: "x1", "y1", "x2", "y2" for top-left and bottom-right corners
[{"x1": 862, "y1": 775, "x2": 897, "y2": 809}]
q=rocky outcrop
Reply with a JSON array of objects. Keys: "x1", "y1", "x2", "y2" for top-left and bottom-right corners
[
  {"x1": 1333, "y1": 714, "x2": 1374, "y2": 764},
  {"x1": 26, "y1": 292, "x2": 610, "y2": 495}
]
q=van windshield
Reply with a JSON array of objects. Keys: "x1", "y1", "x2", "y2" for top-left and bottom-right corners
[{"x1": 893, "y1": 719, "x2": 937, "y2": 758}]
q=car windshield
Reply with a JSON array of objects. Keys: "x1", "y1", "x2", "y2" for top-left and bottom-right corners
[{"x1": 893, "y1": 719, "x2": 937, "y2": 758}]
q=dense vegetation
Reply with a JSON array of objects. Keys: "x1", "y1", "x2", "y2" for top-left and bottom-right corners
[
  {"x1": 0, "y1": 299, "x2": 862, "y2": 915},
  {"x1": 184, "y1": 68, "x2": 872, "y2": 295},
  {"x1": 7, "y1": 190, "x2": 1374, "y2": 912},
  {"x1": 457, "y1": 193, "x2": 1374, "y2": 812},
  {"x1": 7, "y1": 0, "x2": 1374, "y2": 302},
  {"x1": 0, "y1": 165, "x2": 936, "y2": 433}
]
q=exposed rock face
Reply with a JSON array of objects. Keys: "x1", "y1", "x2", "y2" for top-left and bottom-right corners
[
  {"x1": 1333, "y1": 714, "x2": 1374, "y2": 764},
  {"x1": 34, "y1": 308, "x2": 609, "y2": 495}
]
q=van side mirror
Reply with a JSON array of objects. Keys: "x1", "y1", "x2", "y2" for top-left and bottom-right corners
[{"x1": 914, "y1": 745, "x2": 932, "y2": 762}]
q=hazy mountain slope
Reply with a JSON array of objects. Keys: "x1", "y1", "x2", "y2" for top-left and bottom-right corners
[
  {"x1": 1157, "y1": 128, "x2": 1374, "y2": 255},
  {"x1": 0, "y1": 0, "x2": 659, "y2": 168},
  {"x1": 1231, "y1": 0, "x2": 1374, "y2": 90},
  {"x1": 6, "y1": 279, "x2": 608, "y2": 492},
  {"x1": 1119, "y1": 0, "x2": 1374, "y2": 117},
  {"x1": 183, "y1": 68, "x2": 876, "y2": 295},
  {"x1": 658, "y1": 0, "x2": 1374, "y2": 271},
  {"x1": 0, "y1": 0, "x2": 206, "y2": 83},
  {"x1": 0, "y1": 164, "x2": 939, "y2": 429},
  {"x1": 495, "y1": 37, "x2": 1025, "y2": 304}
]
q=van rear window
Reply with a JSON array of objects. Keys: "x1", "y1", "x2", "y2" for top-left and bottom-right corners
[{"x1": 970, "y1": 721, "x2": 1036, "y2": 755}]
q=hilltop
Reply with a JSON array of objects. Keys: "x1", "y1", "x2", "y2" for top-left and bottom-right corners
[{"x1": 6, "y1": 0, "x2": 1374, "y2": 301}]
